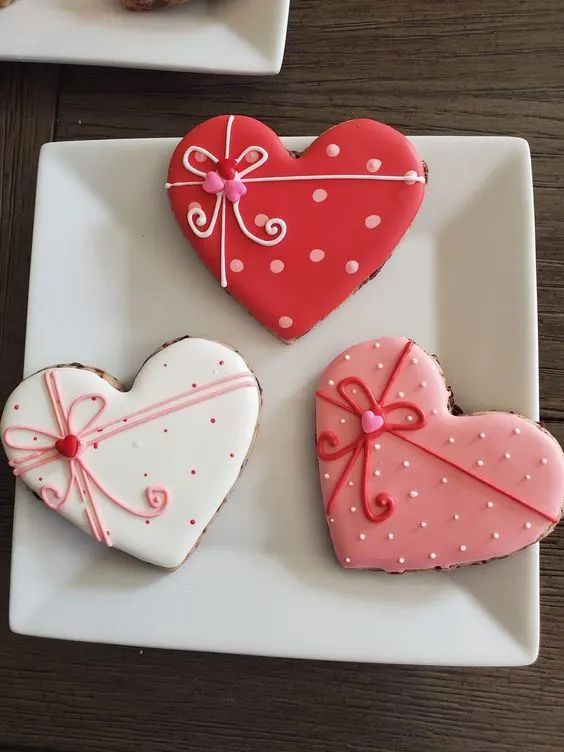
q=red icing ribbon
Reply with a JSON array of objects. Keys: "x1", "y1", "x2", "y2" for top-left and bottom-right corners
[
  {"x1": 316, "y1": 340, "x2": 559, "y2": 525},
  {"x1": 4, "y1": 369, "x2": 256, "y2": 546}
]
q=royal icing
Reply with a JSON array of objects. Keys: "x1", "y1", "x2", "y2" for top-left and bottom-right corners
[
  {"x1": 1, "y1": 338, "x2": 260, "y2": 568},
  {"x1": 167, "y1": 115, "x2": 426, "y2": 342},
  {"x1": 315, "y1": 337, "x2": 564, "y2": 573}
]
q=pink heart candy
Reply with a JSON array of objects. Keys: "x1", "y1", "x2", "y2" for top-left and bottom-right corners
[
  {"x1": 202, "y1": 170, "x2": 224, "y2": 195},
  {"x1": 361, "y1": 410, "x2": 384, "y2": 434}
]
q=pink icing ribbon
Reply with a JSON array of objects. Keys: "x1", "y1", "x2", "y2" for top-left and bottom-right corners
[
  {"x1": 4, "y1": 369, "x2": 256, "y2": 546},
  {"x1": 166, "y1": 115, "x2": 425, "y2": 289},
  {"x1": 316, "y1": 340, "x2": 559, "y2": 525}
]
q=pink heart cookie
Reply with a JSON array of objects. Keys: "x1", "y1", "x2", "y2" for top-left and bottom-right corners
[{"x1": 315, "y1": 337, "x2": 564, "y2": 572}]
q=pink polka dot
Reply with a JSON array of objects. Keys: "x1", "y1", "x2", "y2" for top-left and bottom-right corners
[
  {"x1": 366, "y1": 158, "x2": 382, "y2": 173},
  {"x1": 230, "y1": 259, "x2": 244, "y2": 272},
  {"x1": 279, "y1": 316, "x2": 293, "y2": 329},
  {"x1": 345, "y1": 260, "x2": 359, "y2": 274},
  {"x1": 270, "y1": 259, "x2": 284, "y2": 273},
  {"x1": 255, "y1": 213, "x2": 268, "y2": 227},
  {"x1": 312, "y1": 189, "x2": 327, "y2": 203},
  {"x1": 194, "y1": 151, "x2": 207, "y2": 163},
  {"x1": 309, "y1": 248, "x2": 325, "y2": 263},
  {"x1": 188, "y1": 201, "x2": 201, "y2": 211},
  {"x1": 245, "y1": 150, "x2": 260, "y2": 163},
  {"x1": 365, "y1": 214, "x2": 381, "y2": 229},
  {"x1": 326, "y1": 144, "x2": 340, "y2": 157},
  {"x1": 404, "y1": 170, "x2": 419, "y2": 185}
]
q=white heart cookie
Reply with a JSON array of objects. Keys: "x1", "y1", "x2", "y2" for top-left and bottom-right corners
[{"x1": 1, "y1": 337, "x2": 260, "y2": 568}]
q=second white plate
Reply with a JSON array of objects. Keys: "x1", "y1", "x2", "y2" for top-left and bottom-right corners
[{"x1": 10, "y1": 132, "x2": 538, "y2": 665}]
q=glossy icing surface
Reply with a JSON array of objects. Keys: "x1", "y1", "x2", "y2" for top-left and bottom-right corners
[
  {"x1": 315, "y1": 337, "x2": 564, "y2": 572},
  {"x1": 1, "y1": 338, "x2": 260, "y2": 568},
  {"x1": 167, "y1": 115, "x2": 426, "y2": 341}
]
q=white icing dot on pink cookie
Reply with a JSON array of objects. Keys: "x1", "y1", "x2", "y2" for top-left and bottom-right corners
[
  {"x1": 365, "y1": 214, "x2": 381, "y2": 229},
  {"x1": 313, "y1": 188, "x2": 327, "y2": 203},
  {"x1": 326, "y1": 143, "x2": 340, "y2": 157},
  {"x1": 513, "y1": 427, "x2": 521, "y2": 435},
  {"x1": 377, "y1": 363, "x2": 384, "y2": 369},
  {"x1": 524, "y1": 522, "x2": 532, "y2": 529},
  {"x1": 245, "y1": 150, "x2": 260, "y2": 163},
  {"x1": 453, "y1": 513, "x2": 461, "y2": 520},
  {"x1": 402, "y1": 460, "x2": 410, "y2": 468},
  {"x1": 270, "y1": 259, "x2": 284, "y2": 274},
  {"x1": 350, "y1": 506, "x2": 357, "y2": 512},
  {"x1": 459, "y1": 544, "x2": 467, "y2": 552},
  {"x1": 398, "y1": 556, "x2": 406, "y2": 565},
  {"x1": 387, "y1": 532, "x2": 394, "y2": 540},
  {"x1": 255, "y1": 213, "x2": 268, "y2": 227},
  {"x1": 525, "y1": 474, "x2": 532, "y2": 480},
  {"x1": 345, "y1": 260, "x2": 359, "y2": 274},
  {"x1": 429, "y1": 552, "x2": 437, "y2": 560},
  {"x1": 309, "y1": 248, "x2": 325, "y2": 263},
  {"x1": 194, "y1": 151, "x2": 207, "y2": 163},
  {"x1": 359, "y1": 533, "x2": 366, "y2": 540},
  {"x1": 492, "y1": 532, "x2": 500, "y2": 540},
  {"x1": 431, "y1": 408, "x2": 438, "y2": 415},
  {"x1": 409, "y1": 490, "x2": 418, "y2": 498},
  {"x1": 278, "y1": 316, "x2": 293, "y2": 329},
  {"x1": 230, "y1": 259, "x2": 244, "y2": 273},
  {"x1": 345, "y1": 557, "x2": 351, "y2": 563},
  {"x1": 366, "y1": 158, "x2": 382, "y2": 173},
  {"x1": 486, "y1": 501, "x2": 494, "y2": 508},
  {"x1": 541, "y1": 457, "x2": 548, "y2": 465},
  {"x1": 404, "y1": 169, "x2": 419, "y2": 185}
]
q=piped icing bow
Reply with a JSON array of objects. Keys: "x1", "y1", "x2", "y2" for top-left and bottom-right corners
[{"x1": 4, "y1": 369, "x2": 255, "y2": 547}]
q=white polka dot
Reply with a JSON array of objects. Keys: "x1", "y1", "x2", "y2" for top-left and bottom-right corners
[
  {"x1": 326, "y1": 143, "x2": 340, "y2": 157},
  {"x1": 513, "y1": 428, "x2": 521, "y2": 435},
  {"x1": 504, "y1": 452, "x2": 511, "y2": 460},
  {"x1": 345, "y1": 260, "x2": 359, "y2": 274},
  {"x1": 366, "y1": 158, "x2": 382, "y2": 173},
  {"x1": 373, "y1": 341, "x2": 381, "y2": 348},
  {"x1": 402, "y1": 460, "x2": 410, "y2": 468},
  {"x1": 373, "y1": 469, "x2": 381, "y2": 477},
  {"x1": 350, "y1": 506, "x2": 357, "y2": 513},
  {"x1": 525, "y1": 474, "x2": 532, "y2": 481},
  {"x1": 359, "y1": 533, "x2": 366, "y2": 540},
  {"x1": 398, "y1": 556, "x2": 406, "y2": 565},
  {"x1": 420, "y1": 521, "x2": 427, "y2": 528},
  {"x1": 245, "y1": 150, "x2": 260, "y2": 163},
  {"x1": 230, "y1": 259, "x2": 244, "y2": 272},
  {"x1": 309, "y1": 248, "x2": 325, "y2": 262},
  {"x1": 194, "y1": 151, "x2": 207, "y2": 163},
  {"x1": 188, "y1": 201, "x2": 201, "y2": 211},
  {"x1": 373, "y1": 443, "x2": 381, "y2": 450},
  {"x1": 329, "y1": 518, "x2": 334, "y2": 523},
  {"x1": 487, "y1": 501, "x2": 494, "y2": 508},
  {"x1": 406, "y1": 415, "x2": 414, "y2": 423},
  {"x1": 429, "y1": 552, "x2": 437, "y2": 560},
  {"x1": 453, "y1": 513, "x2": 460, "y2": 520},
  {"x1": 397, "y1": 391, "x2": 405, "y2": 398},
  {"x1": 479, "y1": 432, "x2": 486, "y2": 439},
  {"x1": 345, "y1": 557, "x2": 351, "y2": 564},
  {"x1": 524, "y1": 522, "x2": 532, "y2": 529},
  {"x1": 347, "y1": 480, "x2": 354, "y2": 487},
  {"x1": 270, "y1": 259, "x2": 284, "y2": 274},
  {"x1": 404, "y1": 169, "x2": 419, "y2": 185},
  {"x1": 351, "y1": 389, "x2": 357, "y2": 394},
  {"x1": 448, "y1": 437, "x2": 455, "y2": 444},
  {"x1": 441, "y1": 477, "x2": 448, "y2": 484},
  {"x1": 278, "y1": 316, "x2": 293, "y2": 329},
  {"x1": 328, "y1": 379, "x2": 334, "y2": 386},
  {"x1": 387, "y1": 533, "x2": 394, "y2": 540},
  {"x1": 339, "y1": 418, "x2": 346, "y2": 424},
  {"x1": 419, "y1": 381, "x2": 427, "y2": 388},
  {"x1": 313, "y1": 188, "x2": 327, "y2": 203},
  {"x1": 323, "y1": 473, "x2": 330, "y2": 479},
  {"x1": 410, "y1": 357, "x2": 419, "y2": 365},
  {"x1": 365, "y1": 214, "x2": 381, "y2": 229},
  {"x1": 541, "y1": 457, "x2": 548, "y2": 465},
  {"x1": 492, "y1": 532, "x2": 500, "y2": 540},
  {"x1": 476, "y1": 459, "x2": 484, "y2": 467},
  {"x1": 255, "y1": 213, "x2": 268, "y2": 227},
  {"x1": 377, "y1": 363, "x2": 384, "y2": 369},
  {"x1": 431, "y1": 408, "x2": 438, "y2": 415},
  {"x1": 459, "y1": 544, "x2": 467, "y2": 552},
  {"x1": 344, "y1": 354, "x2": 351, "y2": 361},
  {"x1": 409, "y1": 490, "x2": 418, "y2": 498}
]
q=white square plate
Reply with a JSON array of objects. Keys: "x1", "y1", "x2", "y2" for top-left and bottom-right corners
[
  {"x1": 0, "y1": 0, "x2": 289, "y2": 74},
  {"x1": 9, "y1": 133, "x2": 538, "y2": 665}
]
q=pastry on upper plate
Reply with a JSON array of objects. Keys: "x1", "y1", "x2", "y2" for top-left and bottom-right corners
[{"x1": 122, "y1": 0, "x2": 189, "y2": 9}]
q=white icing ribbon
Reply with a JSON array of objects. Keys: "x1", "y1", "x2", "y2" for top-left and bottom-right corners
[{"x1": 166, "y1": 115, "x2": 425, "y2": 288}]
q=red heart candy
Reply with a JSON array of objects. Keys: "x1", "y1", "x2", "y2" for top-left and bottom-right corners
[
  {"x1": 55, "y1": 434, "x2": 79, "y2": 458},
  {"x1": 167, "y1": 115, "x2": 426, "y2": 341},
  {"x1": 316, "y1": 337, "x2": 564, "y2": 572}
]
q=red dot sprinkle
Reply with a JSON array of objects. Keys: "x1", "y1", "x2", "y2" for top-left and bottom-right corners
[
  {"x1": 163, "y1": 363, "x2": 167, "y2": 367},
  {"x1": 219, "y1": 360, "x2": 224, "y2": 366},
  {"x1": 91, "y1": 396, "x2": 97, "y2": 401},
  {"x1": 123, "y1": 418, "x2": 128, "y2": 423},
  {"x1": 164, "y1": 428, "x2": 168, "y2": 433},
  {"x1": 190, "y1": 519, "x2": 196, "y2": 525},
  {"x1": 14, "y1": 405, "x2": 19, "y2": 410},
  {"x1": 190, "y1": 469, "x2": 196, "y2": 475},
  {"x1": 192, "y1": 383, "x2": 197, "y2": 388},
  {"x1": 33, "y1": 436, "x2": 38, "y2": 441},
  {"x1": 93, "y1": 442, "x2": 99, "y2": 449},
  {"x1": 210, "y1": 418, "x2": 216, "y2": 424},
  {"x1": 230, "y1": 452, "x2": 235, "y2": 458},
  {"x1": 38, "y1": 477, "x2": 43, "y2": 482},
  {"x1": 144, "y1": 473, "x2": 148, "y2": 477},
  {"x1": 145, "y1": 520, "x2": 150, "y2": 525}
]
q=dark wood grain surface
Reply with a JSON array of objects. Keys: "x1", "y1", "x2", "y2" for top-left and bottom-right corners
[{"x1": 1, "y1": 2, "x2": 563, "y2": 750}]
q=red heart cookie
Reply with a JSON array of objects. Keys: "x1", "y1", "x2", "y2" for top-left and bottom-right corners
[
  {"x1": 167, "y1": 115, "x2": 426, "y2": 342},
  {"x1": 316, "y1": 337, "x2": 564, "y2": 572}
]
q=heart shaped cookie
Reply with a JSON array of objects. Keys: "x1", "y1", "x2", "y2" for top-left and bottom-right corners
[
  {"x1": 315, "y1": 337, "x2": 564, "y2": 572},
  {"x1": 167, "y1": 115, "x2": 426, "y2": 342},
  {"x1": 1, "y1": 337, "x2": 260, "y2": 568}
]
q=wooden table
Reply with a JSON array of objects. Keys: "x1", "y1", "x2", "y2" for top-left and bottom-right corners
[{"x1": 1, "y1": 2, "x2": 563, "y2": 750}]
